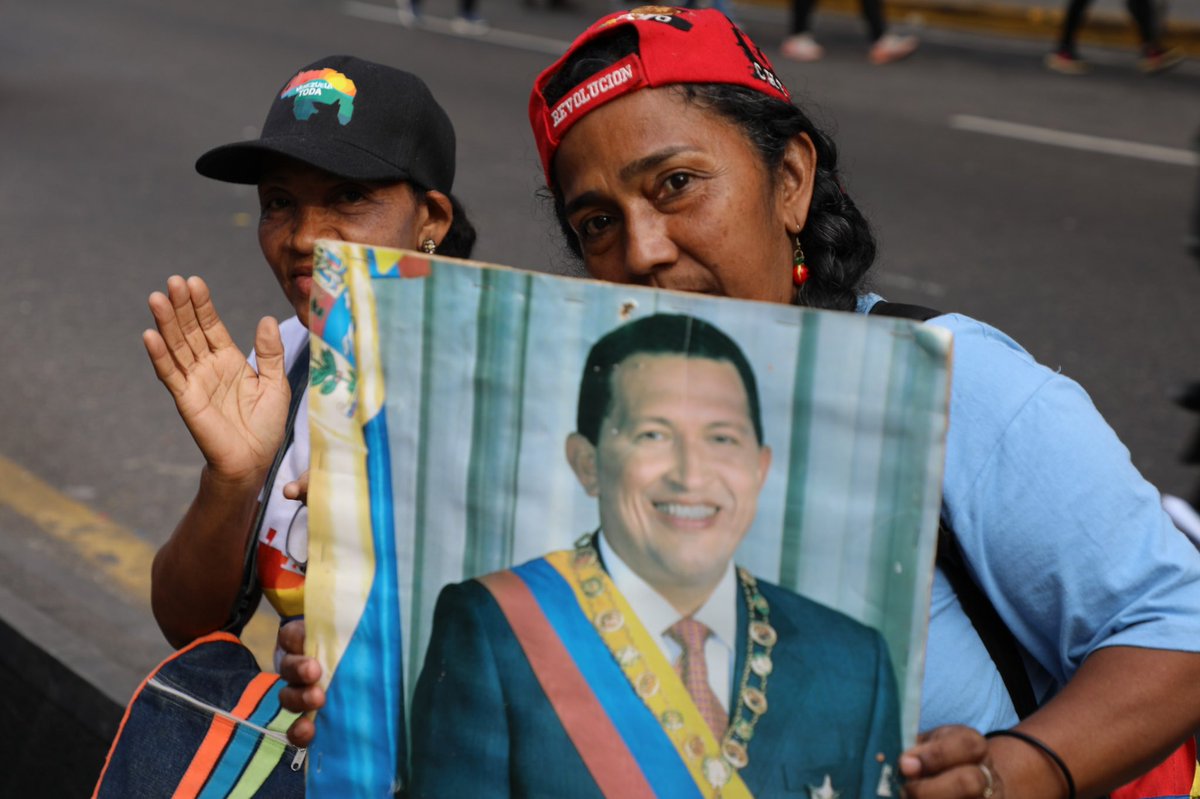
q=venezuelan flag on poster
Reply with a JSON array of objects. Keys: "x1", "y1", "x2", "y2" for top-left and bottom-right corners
[{"x1": 305, "y1": 241, "x2": 409, "y2": 796}]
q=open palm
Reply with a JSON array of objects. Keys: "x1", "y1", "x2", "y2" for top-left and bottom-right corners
[{"x1": 143, "y1": 275, "x2": 292, "y2": 483}]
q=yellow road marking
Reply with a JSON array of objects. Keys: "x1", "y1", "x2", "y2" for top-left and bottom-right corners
[{"x1": 0, "y1": 453, "x2": 278, "y2": 665}]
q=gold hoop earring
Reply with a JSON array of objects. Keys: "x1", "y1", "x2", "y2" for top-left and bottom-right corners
[
  {"x1": 792, "y1": 235, "x2": 809, "y2": 287},
  {"x1": 421, "y1": 238, "x2": 437, "y2": 254}
]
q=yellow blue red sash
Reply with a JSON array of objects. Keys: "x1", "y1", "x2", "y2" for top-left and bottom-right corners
[{"x1": 479, "y1": 548, "x2": 754, "y2": 798}]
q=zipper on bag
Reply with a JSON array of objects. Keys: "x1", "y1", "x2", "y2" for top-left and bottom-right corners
[{"x1": 147, "y1": 676, "x2": 307, "y2": 767}]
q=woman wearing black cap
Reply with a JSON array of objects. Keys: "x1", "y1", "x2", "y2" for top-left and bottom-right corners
[
  {"x1": 516, "y1": 8, "x2": 1200, "y2": 799},
  {"x1": 143, "y1": 56, "x2": 475, "y2": 670}
]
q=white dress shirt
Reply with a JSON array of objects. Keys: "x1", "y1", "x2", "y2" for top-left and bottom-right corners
[{"x1": 598, "y1": 531, "x2": 738, "y2": 710}]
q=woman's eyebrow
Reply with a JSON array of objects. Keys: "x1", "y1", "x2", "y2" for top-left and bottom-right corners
[
  {"x1": 617, "y1": 146, "x2": 693, "y2": 182},
  {"x1": 563, "y1": 190, "x2": 603, "y2": 218},
  {"x1": 563, "y1": 146, "x2": 698, "y2": 216}
]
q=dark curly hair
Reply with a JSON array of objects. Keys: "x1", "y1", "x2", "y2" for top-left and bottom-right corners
[{"x1": 540, "y1": 28, "x2": 875, "y2": 312}]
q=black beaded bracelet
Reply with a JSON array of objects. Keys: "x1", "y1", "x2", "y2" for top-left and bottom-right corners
[{"x1": 985, "y1": 729, "x2": 1077, "y2": 799}]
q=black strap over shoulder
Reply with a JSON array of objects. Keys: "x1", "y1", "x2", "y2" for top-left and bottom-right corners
[
  {"x1": 867, "y1": 300, "x2": 942, "y2": 322},
  {"x1": 935, "y1": 523, "x2": 1039, "y2": 719},
  {"x1": 870, "y1": 300, "x2": 1039, "y2": 719},
  {"x1": 223, "y1": 341, "x2": 310, "y2": 636}
]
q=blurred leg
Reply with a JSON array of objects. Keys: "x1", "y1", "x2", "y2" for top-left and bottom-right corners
[
  {"x1": 790, "y1": 0, "x2": 817, "y2": 35},
  {"x1": 1058, "y1": 0, "x2": 1093, "y2": 54},
  {"x1": 861, "y1": 0, "x2": 885, "y2": 42},
  {"x1": 864, "y1": 0, "x2": 917, "y2": 64},
  {"x1": 1125, "y1": 0, "x2": 1158, "y2": 46},
  {"x1": 781, "y1": 0, "x2": 824, "y2": 61}
]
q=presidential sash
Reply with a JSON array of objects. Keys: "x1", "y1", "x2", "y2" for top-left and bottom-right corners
[{"x1": 479, "y1": 546, "x2": 758, "y2": 798}]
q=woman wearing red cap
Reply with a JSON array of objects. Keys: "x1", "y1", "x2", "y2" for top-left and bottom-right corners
[
  {"x1": 143, "y1": 55, "x2": 475, "y2": 700},
  {"x1": 521, "y1": 8, "x2": 1200, "y2": 799}
]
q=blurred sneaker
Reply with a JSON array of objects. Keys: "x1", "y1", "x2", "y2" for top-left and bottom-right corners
[
  {"x1": 1139, "y1": 46, "x2": 1184, "y2": 75},
  {"x1": 451, "y1": 13, "x2": 489, "y2": 34},
  {"x1": 1044, "y1": 51, "x2": 1088, "y2": 74},
  {"x1": 868, "y1": 33, "x2": 918, "y2": 65},
  {"x1": 780, "y1": 34, "x2": 824, "y2": 63}
]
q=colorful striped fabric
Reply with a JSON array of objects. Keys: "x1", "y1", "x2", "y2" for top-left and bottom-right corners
[
  {"x1": 306, "y1": 242, "x2": 407, "y2": 797},
  {"x1": 479, "y1": 568, "x2": 663, "y2": 799},
  {"x1": 173, "y1": 673, "x2": 277, "y2": 798},
  {"x1": 93, "y1": 633, "x2": 303, "y2": 799}
]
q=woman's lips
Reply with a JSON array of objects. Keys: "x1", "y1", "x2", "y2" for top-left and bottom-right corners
[{"x1": 293, "y1": 274, "x2": 313, "y2": 298}]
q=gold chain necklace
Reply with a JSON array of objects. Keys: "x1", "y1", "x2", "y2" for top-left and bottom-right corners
[{"x1": 570, "y1": 536, "x2": 777, "y2": 792}]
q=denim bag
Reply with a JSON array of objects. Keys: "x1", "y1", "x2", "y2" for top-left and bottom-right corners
[{"x1": 92, "y1": 632, "x2": 305, "y2": 798}]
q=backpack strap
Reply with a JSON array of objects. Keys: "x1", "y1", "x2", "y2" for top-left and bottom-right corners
[
  {"x1": 869, "y1": 300, "x2": 1039, "y2": 719},
  {"x1": 935, "y1": 523, "x2": 1039, "y2": 719},
  {"x1": 866, "y1": 300, "x2": 942, "y2": 322},
  {"x1": 223, "y1": 340, "x2": 310, "y2": 635}
]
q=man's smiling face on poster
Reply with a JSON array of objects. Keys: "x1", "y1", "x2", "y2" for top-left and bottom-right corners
[{"x1": 569, "y1": 353, "x2": 771, "y2": 606}]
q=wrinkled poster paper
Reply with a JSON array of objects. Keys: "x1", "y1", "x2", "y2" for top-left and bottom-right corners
[{"x1": 304, "y1": 241, "x2": 951, "y2": 795}]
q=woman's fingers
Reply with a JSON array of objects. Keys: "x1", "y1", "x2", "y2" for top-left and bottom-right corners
[
  {"x1": 278, "y1": 654, "x2": 324, "y2": 699},
  {"x1": 142, "y1": 329, "x2": 189, "y2": 398},
  {"x1": 187, "y1": 276, "x2": 237, "y2": 353},
  {"x1": 901, "y1": 725, "x2": 997, "y2": 799},
  {"x1": 903, "y1": 763, "x2": 998, "y2": 799},
  {"x1": 252, "y1": 316, "x2": 286, "y2": 386},
  {"x1": 167, "y1": 274, "x2": 213, "y2": 364},
  {"x1": 286, "y1": 715, "x2": 316, "y2": 749},
  {"x1": 278, "y1": 619, "x2": 306, "y2": 655},
  {"x1": 147, "y1": 276, "x2": 250, "y2": 401},
  {"x1": 277, "y1": 619, "x2": 323, "y2": 747},
  {"x1": 148, "y1": 285, "x2": 195, "y2": 372},
  {"x1": 903, "y1": 725, "x2": 988, "y2": 776},
  {"x1": 282, "y1": 470, "x2": 310, "y2": 504}
]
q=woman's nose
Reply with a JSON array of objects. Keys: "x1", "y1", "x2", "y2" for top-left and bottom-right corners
[
  {"x1": 290, "y1": 205, "x2": 335, "y2": 251},
  {"x1": 623, "y1": 207, "x2": 678, "y2": 276}
]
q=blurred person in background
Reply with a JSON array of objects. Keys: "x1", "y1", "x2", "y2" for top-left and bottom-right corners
[
  {"x1": 397, "y1": 0, "x2": 489, "y2": 35},
  {"x1": 779, "y1": 0, "x2": 918, "y2": 64},
  {"x1": 1045, "y1": 0, "x2": 1183, "y2": 74}
]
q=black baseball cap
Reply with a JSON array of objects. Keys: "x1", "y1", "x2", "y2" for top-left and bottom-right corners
[{"x1": 196, "y1": 55, "x2": 456, "y2": 193}]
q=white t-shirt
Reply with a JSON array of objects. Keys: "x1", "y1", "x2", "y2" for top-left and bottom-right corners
[{"x1": 247, "y1": 315, "x2": 310, "y2": 619}]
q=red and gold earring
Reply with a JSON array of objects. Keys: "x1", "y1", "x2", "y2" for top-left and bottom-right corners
[{"x1": 792, "y1": 234, "x2": 809, "y2": 287}]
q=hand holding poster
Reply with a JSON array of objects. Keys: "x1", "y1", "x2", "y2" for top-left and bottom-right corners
[{"x1": 304, "y1": 241, "x2": 952, "y2": 797}]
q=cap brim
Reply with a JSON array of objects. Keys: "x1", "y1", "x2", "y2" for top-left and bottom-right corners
[{"x1": 195, "y1": 136, "x2": 415, "y2": 185}]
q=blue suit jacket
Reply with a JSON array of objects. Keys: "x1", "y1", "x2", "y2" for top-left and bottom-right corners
[{"x1": 409, "y1": 569, "x2": 900, "y2": 798}]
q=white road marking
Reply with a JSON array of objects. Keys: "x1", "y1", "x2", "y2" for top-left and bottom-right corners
[
  {"x1": 950, "y1": 114, "x2": 1199, "y2": 167},
  {"x1": 342, "y1": 0, "x2": 569, "y2": 55}
]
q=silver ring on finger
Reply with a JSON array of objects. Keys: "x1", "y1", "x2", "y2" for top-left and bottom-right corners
[{"x1": 978, "y1": 762, "x2": 996, "y2": 798}]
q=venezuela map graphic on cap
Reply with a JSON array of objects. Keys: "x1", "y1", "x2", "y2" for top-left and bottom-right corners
[{"x1": 280, "y1": 68, "x2": 358, "y2": 125}]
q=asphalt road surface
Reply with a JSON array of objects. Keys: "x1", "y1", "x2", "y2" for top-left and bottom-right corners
[{"x1": 4, "y1": 0, "x2": 1200, "y2": 554}]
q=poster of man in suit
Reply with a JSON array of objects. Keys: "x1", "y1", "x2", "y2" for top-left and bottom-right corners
[
  {"x1": 409, "y1": 312, "x2": 902, "y2": 798},
  {"x1": 304, "y1": 242, "x2": 951, "y2": 797}
]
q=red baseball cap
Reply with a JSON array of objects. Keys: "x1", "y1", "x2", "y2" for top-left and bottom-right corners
[{"x1": 529, "y1": 7, "x2": 791, "y2": 187}]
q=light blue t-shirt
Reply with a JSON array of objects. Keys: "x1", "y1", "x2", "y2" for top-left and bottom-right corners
[{"x1": 859, "y1": 296, "x2": 1200, "y2": 732}]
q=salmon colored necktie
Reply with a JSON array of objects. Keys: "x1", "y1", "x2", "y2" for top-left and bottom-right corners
[{"x1": 666, "y1": 617, "x2": 727, "y2": 740}]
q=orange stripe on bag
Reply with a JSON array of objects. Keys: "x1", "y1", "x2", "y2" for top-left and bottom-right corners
[
  {"x1": 91, "y1": 632, "x2": 242, "y2": 799},
  {"x1": 479, "y1": 570, "x2": 656, "y2": 799},
  {"x1": 170, "y1": 672, "x2": 279, "y2": 799}
]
